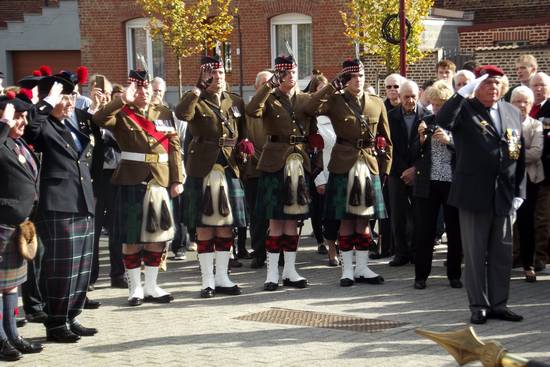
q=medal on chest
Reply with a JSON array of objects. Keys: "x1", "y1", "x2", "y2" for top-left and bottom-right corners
[
  {"x1": 230, "y1": 105, "x2": 241, "y2": 118},
  {"x1": 18, "y1": 154, "x2": 26, "y2": 164},
  {"x1": 506, "y1": 128, "x2": 521, "y2": 160}
]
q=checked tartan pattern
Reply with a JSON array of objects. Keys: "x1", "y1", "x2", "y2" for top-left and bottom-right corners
[
  {"x1": 324, "y1": 173, "x2": 387, "y2": 220},
  {"x1": 35, "y1": 212, "x2": 94, "y2": 328},
  {"x1": 0, "y1": 225, "x2": 27, "y2": 291}
]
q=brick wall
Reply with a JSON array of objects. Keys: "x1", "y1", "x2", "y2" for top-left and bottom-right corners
[
  {"x1": 80, "y1": 0, "x2": 353, "y2": 91},
  {"x1": 0, "y1": 0, "x2": 49, "y2": 27},
  {"x1": 473, "y1": 46, "x2": 550, "y2": 86},
  {"x1": 441, "y1": 0, "x2": 550, "y2": 23},
  {"x1": 459, "y1": 23, "x2": 550, "y2": 52}
]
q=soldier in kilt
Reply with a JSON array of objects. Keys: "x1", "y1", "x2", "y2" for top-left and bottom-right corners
[
  {"x1": 175, "y1": 56, "x2": 249, "y2": 298},
  {"x1": 93, "y1": 70, "x2": 184, "y2": 306},
  {"x1": 23, "y1": 74, "x2": 97, "y2": 342},
  {"x1": 306, "y1": 58, "x2": 392, "y2": 287},
  {"x1": 0, "y1": 94, "x2": 43, "y2": 360},
  {"x1": 246, "y1": 55, "x2": 325, "y2": 291}
]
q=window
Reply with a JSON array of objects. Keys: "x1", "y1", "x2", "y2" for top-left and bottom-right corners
[
  {"x1": 494, "y1": 41, "x2": 529, "y2": 47},
  {"x1": 271, "y1": 13, "x2": 312, "y2": 83},
  {"x1": 126, "y1": 18, "x2": 165, "y2": 78}
]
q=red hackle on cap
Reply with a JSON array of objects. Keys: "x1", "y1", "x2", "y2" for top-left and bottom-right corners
[
  {"x1": 238, "y1": 139, "x2": 255, "y2": 156},
  {"x1": 32, "y1": 70, "x2": 41, "y2": 76},
  {"x1": 19, "y1": 88, "x2": 33, "y2": 100},
  {"x1": 76, "y1": 66, "x2": 89, "y2": 84},
  {"x1": 308, "y1": 133, "x2": 325, "y2": 150},
  {"x1": 6, "y1": 91, "x2": 16, "y2": 100},
  {"x1": 39, "y1": 65, "x2": 52, "y2": 76}
]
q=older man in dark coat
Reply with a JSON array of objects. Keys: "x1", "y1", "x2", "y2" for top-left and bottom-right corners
[{"x1": 436, "y1": 65, "x2": 526, "y2": 324}]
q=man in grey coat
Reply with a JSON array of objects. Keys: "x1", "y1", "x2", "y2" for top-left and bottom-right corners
[{"x1": 436, "y1": 65, "x2": 526, "y2": 325}]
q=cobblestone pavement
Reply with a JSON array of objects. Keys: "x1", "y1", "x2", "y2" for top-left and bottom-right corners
[{"x1": 16, "y1": 233, "x2": 550, "y2": 367}]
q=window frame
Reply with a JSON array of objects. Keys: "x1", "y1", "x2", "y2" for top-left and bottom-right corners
[
  {"x1": 125, "y1": 18, "x2": 164, "y2": 78},
  {"x1": 270, "y1": 13, "x2": 313, "y2": 86}
]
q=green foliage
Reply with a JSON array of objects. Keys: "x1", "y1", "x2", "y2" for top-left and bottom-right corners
[{"x1": 341, "y1": 0, "x2": 434, "y2": 74}]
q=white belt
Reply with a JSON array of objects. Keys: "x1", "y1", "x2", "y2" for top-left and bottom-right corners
[{"x1": 121, "y1": 151, "x2": 168, "y2": 163}]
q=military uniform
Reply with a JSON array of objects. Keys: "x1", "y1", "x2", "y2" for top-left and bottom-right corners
[
  {"x1": 305, "y1": 58, "x2": 392, "y2": 287},
  {"x1": 245, "y1": 55, "x2": 323, "y2": 291},
  {"x1": 174, "y1": 55, "x2": 246, "y2": 298},
  {"x1": 93, "y1": 70, "x2": 183, "y2": 306}
]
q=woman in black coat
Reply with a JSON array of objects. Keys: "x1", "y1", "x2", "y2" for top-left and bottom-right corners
[{"x1": 412, "y1": 80, "x2": 463, "y2": 290}]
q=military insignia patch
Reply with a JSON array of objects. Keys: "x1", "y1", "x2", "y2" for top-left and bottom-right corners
[{"x1": 506, "y1": 128, "x2": 521, "y2": 160}]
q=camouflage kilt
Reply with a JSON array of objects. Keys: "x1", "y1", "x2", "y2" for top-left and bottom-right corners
[
  {"x1": 255, "y1": 170, "x2": 310, "y2": 221},
  {"x1": 0, "y1": 225, "x2": 27, "y2": 291},
  {"x1": 35, "y1": 211, "x2": 94, "y2": 327},
  {"x1": 182, "y1": 170, "x2": 247, "y2": 229},
  {"x1": 324, "y1": 173, "x2": 387, "y2": 220}
]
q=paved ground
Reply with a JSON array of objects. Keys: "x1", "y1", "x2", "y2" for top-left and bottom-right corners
[{"x1": 15, "y1": 230, "x2": 550, "y2": 367}]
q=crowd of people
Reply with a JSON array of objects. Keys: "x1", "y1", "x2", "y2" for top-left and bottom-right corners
[{"x1": 0, "y1": 52, "x2": 548, "y2": 361}]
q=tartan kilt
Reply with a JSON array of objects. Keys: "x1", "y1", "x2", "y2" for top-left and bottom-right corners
[
  {"x1": 324, "y1": 173, "x2": 387, "y2": 220},
  {"x1": 182, "y1": 171, "x2": 248, "y2": 229},
  {"x1": 0, "y1": 225, "x2": 26, "y2": 291},
  {"x1": 255, "y1": 170, "x2": 310, "y2": 221},
  {"x1": 112, "y1": 184, "x2": 147, "y2": 245},
  {"x1": 35, "y1": 212, "x2": 94, "y2": 321}
]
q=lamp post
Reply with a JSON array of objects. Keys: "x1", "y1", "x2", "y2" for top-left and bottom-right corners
[{"x1": 399, "y1": 0, "x2": 407, "y2": 77}]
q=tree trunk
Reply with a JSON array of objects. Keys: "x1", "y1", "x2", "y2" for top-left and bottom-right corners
[{"x1": 177, "y1": 56, "x2": 183, "y2": 98}]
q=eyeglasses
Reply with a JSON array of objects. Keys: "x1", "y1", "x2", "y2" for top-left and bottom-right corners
[{"x1": 386, "y1": 85, "x2": 399, "y2": 89}]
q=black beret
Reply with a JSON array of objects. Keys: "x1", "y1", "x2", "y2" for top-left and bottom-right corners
[
  {"x1": 0, "y1": 91, "x2": 33, "y2": 112},
  {"x1": 342, "y1": 58, "x2": 364, "y2": 74},
  {"x1": 200, "y1": 55, "x2": 223, "y2": 70},
  {"x1": 274, "y1": 55, "x2": 297, "y2": 71},
  {"x1": 38, "y1": 74, "x2": 75, "y2": 95},
  {"x1": 128, "y1": 69, "x2": 150, "y2": 86}
]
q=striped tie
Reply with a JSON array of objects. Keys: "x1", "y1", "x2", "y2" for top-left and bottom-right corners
[{"x1": 14, "y1": 140, "x2": 38, "y2": 178}]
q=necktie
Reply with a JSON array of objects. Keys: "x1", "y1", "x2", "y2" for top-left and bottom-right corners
[
  {"x1": 530, "y1": 104, "x2": 541, "y2": 119},
  {"x1": 14, "y1": 140, "x2": 38, "y2": 178},
  {"x1": 65, "y1": 119, "x2": 83, "y2": 153}
]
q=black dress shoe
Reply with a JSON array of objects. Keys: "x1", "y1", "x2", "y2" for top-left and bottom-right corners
[
  {"x1": 16, "y1": 318, "x2": 27, "y2": 328},
  {"x1": 414, "y1": 280, "x2": 426, "y2": 289},
  {"x1": 110, "y1": 276, "x2": 128, "y2": 289},
  {"x1": 128, "y1": 297, "x2": 143, "y2": 306},
  {"x1": 144, "y1": 294, "x2": 174, "y2": 303},
  {"x1": 0, "y1": 340, "x2": 22, "y2": 361},
  {"x1": 250, "y1": 258, "x2": 265, "y2": 269},
  {"x1": 328, "y1": 258, "x2": 339, "y2": 267},
  {"x1": 356, "y1": 275, "x2": 385, "y2": 284},
  {"x1": 237, "y1": 249, "x2": 252, "y2": 259},
  {"x1": 389, "y1": 256, "x2": 410, "y2": 267},
  {"x1": 200, "y1": 287, "x2": 215, "y2": 298},
  {"x1": 84, "y1": 298, "x2": 101, "y2": 309},
  {"x1": 26, "y1": 311, "x2": 47, "y2": 323},
  {"x1": 263, "y1": 282, "x2": 279, "y2": 291},
  {"x1": 282, "y1": 278, "x2": 308, "y2": 288},
  {"x1": 449, "y1": 279, "x2": 463, "y2": 288},
  {"x1": 488, "y1": 308, "x2": 523, "y2": 322},
  {"x1": 10, "y1": 336, "x2": 43, "y2": 354},
  {"x1": 229, "y1": 258, "x2": 243, "y2": 268},
  {"x1": 215, "y1": 285, "x2": 242, "y2": 295},
  {"x1": 470, "y1": 310, "x2": 487, "y2": 325},
  {"x1": 70, "y1": 323, "x2": 98, "y2": 336},
  {"x1": 340, "y1": 278, "x2": 354, "y2": 287},
  {"x1": 46, "y1": 327, "x2": 81, "y2": 343},
  {"x1": 317, "y1": 244, "x2": 328, "y2": 255}
]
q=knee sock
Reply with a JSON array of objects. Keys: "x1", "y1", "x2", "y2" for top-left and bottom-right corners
[
  {"x1": 338, "y1": 234, "x2": 355, "y2": 252},
  {"x1": 265, "y1": 236, "x2": 281, "y2": 253},
  {"x1": 2, "y1": 293, "x2": 19, "y2": 340},
  {"x1": 213, "y1": 237, "x2": 233, "y2": 252},
  {"x1": 355, "y1": 232, "x2": 375, "y2": 251},
  {"x1": 197, "y1": 239, "x2": 214, "y2": 253},
  {"x1": 123, "y1": 252, "x2": 142, "y2": 269},
  {"x1": 282, "y1": 235, "x2": 299, "y2": 252},
  {"x1": 143, "y1": 250, "x2": 163, "y2": 267}
]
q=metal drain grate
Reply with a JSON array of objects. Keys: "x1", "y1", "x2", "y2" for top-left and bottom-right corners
[{"x1": 236, "y1": 308, "x2": 407, "y2": 333}]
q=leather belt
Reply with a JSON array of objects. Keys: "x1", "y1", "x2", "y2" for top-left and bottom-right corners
[
  {"x1": 336, "y1": 137, "x2": 374, "y2": 149},
  {"x1": 121, "y1": 151, "x2": 169, "y2": 163},
  {"x1": 268, "y1": 135, "x2": 307, "y2": 144},
  {"x1": 192, "y1": 137, "x2": 236, "y2": 147}
]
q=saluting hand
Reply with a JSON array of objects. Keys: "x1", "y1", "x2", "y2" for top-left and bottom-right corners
[
  {"x1": 0, "y1": 103, "x2": 16, "y2": 128},
  {"x1": 47, "y1": 81, "x2": 64, "y2": 106},
  {"x1": 121, "y1": 82, "x2": 137, "y2": 104},
  {"x1": 195, "y1": 67, "x2": 213, "y2": 94},
  {"x1": 267, "y1": 70, "x2": 285, "y2": 89},
  {"x1": 458, "y1": 74, "x2": 488, "y2": 98}
]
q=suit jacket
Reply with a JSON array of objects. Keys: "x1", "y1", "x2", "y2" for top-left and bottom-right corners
[
  {"x1": 175, "y1": 90, "x2": 244, "y2": 178},
  {"x1": 436, "y1": 94, "x2": 526, "y2": 215},
  {"x1": 0, "y1": 123, "x2": 40, "y2": 225},
  {"x1": 245, "y1": 85, "x2": 319, "y2": 173},
  {"x1": 522, "y1": 116, "x2": 544, "y2": 183},
  {"x1": 306, "y1": 85, "x2": 392, "y2": 175},
  {"x1": 388, "y1": 103, "x2": 431, "y2": 177},
  {"x1": 534, "y1": 98, "x2": 550, "y2": 183},
  {"x1": 92, "y1": 97, "x2": 183, "y2": 187},
  {"x1": 24, "y1": 100, "x2": 95, "y2": 215}
]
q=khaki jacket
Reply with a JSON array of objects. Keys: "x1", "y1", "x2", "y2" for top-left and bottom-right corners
[
  {"x1": 523, "y1": 116, "x2": 545, "y2": 183},
  {"x1": 306, "y1": 85, "x2": 392, "y2": 175},
  {"x1": 175, "y1": 90, "x2": 244, "y2": 178},
  {"x1": 92, "y1": 97, "x2": 184, "y2": 187},
  {"x1": 240, "y1": 114, "x2": 267, "y2": 180},
  {"x1": 245, "y1": 85, "x2": 318, "y2": 173}
]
